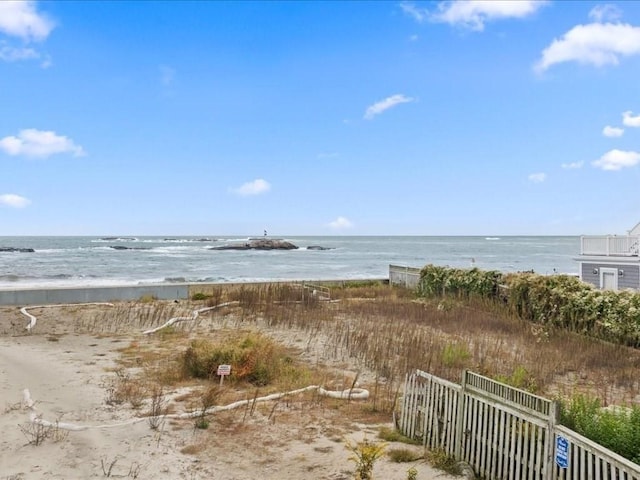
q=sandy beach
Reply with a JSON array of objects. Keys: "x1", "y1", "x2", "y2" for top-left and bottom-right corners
[{"x1": 0, "y1": 301, "x2": 458, "y2": 480}]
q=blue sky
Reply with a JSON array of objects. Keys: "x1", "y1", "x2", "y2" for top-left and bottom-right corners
[{"x1": 1, "y1": 0, "x2": 640, "y2": 236}]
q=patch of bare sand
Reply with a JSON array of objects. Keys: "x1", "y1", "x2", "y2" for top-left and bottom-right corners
[{"x1": 0, "y1": 304, "x2": 457, "y2": 480}]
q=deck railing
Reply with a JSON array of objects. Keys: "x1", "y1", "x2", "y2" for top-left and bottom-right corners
[
  {"x1": 580, "y1": 235, "x2": 640, "y2": 257},
  {"x1": 389, "y1": 264, "x2": 422, "y2": 289}
]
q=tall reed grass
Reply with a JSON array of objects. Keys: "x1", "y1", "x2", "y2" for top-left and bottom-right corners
[{"x1": 73, "y1": 282, "x2": 640, "y2": 427}]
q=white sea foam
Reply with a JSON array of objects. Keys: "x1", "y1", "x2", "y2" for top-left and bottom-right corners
[{"x1": 0, "y1": 236, "x2": 581, "y2": 289}]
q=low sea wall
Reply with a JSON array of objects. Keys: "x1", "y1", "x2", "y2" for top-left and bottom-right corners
[
  {"x1": 0, "y1": 284, "x2": 190, "y2": 306},
  {"x1": 0, "y1": 278, "x2": 390, "y2": 306}
]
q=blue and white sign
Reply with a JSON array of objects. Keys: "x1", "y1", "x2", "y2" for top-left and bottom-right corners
[{"x1": 556, "y1": 435, "x2": 569, "y2": 469}]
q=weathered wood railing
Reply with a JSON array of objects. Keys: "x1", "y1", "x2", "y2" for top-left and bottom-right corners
[
  {"x1": 399, "y1": 369, "x2": 640, "y2": 480},
  {"x1": 301, "y1": 282, "x2": 331, "y2": 300}
]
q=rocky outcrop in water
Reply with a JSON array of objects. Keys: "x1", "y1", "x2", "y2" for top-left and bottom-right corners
[
  {"x1": 0, "y1": 247, "x2": 35, "y2": 252},
  {"x1": 211, "y1": 239, "x2": 299, "y2": 251},
  {"x1": 109, "y1": 245, "x2": 151, "y2": 250},
  {"x1": 307, "y1": 245, "x2": 333, "y2": 250}
]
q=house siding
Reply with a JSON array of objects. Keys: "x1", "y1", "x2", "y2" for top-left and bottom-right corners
[{"x1": 581, "y1": 262, "x2": 640, "y2": 290}]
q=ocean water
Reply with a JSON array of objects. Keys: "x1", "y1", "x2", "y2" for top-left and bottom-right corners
[{"x1": 0, "y1": 236, "x2": 581, "y2": 289}]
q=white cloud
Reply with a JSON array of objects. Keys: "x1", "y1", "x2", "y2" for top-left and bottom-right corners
[
  {"x1": 0, "y1": 1, "x2": 55, "y2": 41},
  {"x1": 535, "y1": 22, "x2": 640, "y2": 72},
  {"x1": 561, "y1": 161, "x2": 584, "y2": 169},
  {"x1": 364, "y1": 94, "x2": 414, "y2": 120},
  {"x1": 0, "y1": 129, "x2": 85, "y2": 158},
  {"x1": 230, "y1": 178, "x2": 271, "y2": 196},
  {"x1": 602, "y1": 125, "x2": 624, "y2": 137},
  {"x1": 528, "y1": 173, "x2": 546, "y2": 183},
  {"x1": 0, "y1": 42, "x2": 50, "y2": 67},
  {"x1": 589, "y1": 4, "x2": 622, "y2": 23},
  {"x1": 0, "y1": 44, "x2": 38, "y2": 61},
  {"x1": 622, "y1": 110, "x2": 640, "y2": 127},
  {"x1": 592, "y1": 149, "x2": 640, "y2": 170},
  {"x1": 399, "y1": 2, "x2": 428, "y2": 23},
  {"x1": 0, "y1": 193, "x2": 31, "y2": 208},
  {"x1": 327, "y1": 216, "x2": 353, "y2": 230},
  {"x1": 428, "y1": 0, "x2": 547, "y2": 31}
]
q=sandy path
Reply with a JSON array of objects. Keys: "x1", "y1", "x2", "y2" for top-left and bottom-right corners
[
  {"x1": 0, "y1": 305, "x2": 459, "y2": 479},
  {"x1": 0, "y1": 333, "x2": 209, "y2": 479}
]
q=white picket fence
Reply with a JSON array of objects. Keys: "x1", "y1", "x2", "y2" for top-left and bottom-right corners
[{"x1": 399, "y1": 369, "x2": 640, "y2": 480}]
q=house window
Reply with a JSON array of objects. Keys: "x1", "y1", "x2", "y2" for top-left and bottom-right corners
[{"x1": 600, "y1": 267, "x2": 618, "y2": 291}]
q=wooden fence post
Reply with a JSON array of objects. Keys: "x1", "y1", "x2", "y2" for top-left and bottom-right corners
[
  {"x1": 455, "y1": 369, "x2": 468, "y2": 460},
  {"x1": 545, "y1": 400, "x2": 560, "y2": 480}
]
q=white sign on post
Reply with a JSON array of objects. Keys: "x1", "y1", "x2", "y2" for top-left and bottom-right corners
[{"x1": 217, "y1": 364, "x2": 231, "y2": 385}]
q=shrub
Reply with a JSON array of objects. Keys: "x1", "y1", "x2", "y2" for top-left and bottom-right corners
[
  {"x1": 559, "y1": 395, "x2": 640, "y2": 463},
  {"x1": 417, "y1": 265, "x2": 640, "y2": 348},
  {"x1": 181, "y1": 332, "x2": 303, "y2": 387},
  {"x1": 441, "y1": 343, "x2": 471, "y2": 368},
  {"x1": 194, "y1": 418, "x2": 210, "y2": 429},
  {"x1": 377, "y1": 426, "x2": 421, "y2": 445},
  {"x1": 418, "y1": 265, "x2": 502, "y2": 299},
  {"x1": 346, "y1": 438, "x2": 387, "y2": 480},
  {"x1": 495, "y1": 365, "x2": 537, "y2": 393},
  {"x1": 387, "y1": 447, "x2": 422, "y2": 463},
  {"x1": 104, "y1": 368, "x2": 146, "y2": 408},
  {"x1": 426, "y1": 448, "x2": 460, "y2": 475}
]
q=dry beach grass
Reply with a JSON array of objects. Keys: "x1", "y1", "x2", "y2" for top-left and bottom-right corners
[{"x1": 1, "y1": 282, "x2": 639, "y2": 479}]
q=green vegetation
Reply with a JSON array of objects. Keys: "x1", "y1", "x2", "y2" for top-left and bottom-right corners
[
  {"x1": 560, "y1": 395, "x2": 640, "y2": 463},
  {"x1": 416, "y1": 265, "x2": 640, "y2": 461},
  {"x1": 418, "y1": 264, "x2": 502, "y2": 299},
  {"x1": 346, "y1": 438, "x2": 387, "y2": 480},
  {"x1": 194, "y1": 417, "x2": 210, "y2": 429},
  {"x1": 85, "y1": 280, "x2": 640, "y2": 466},
  {"x1": 425, "y1": 448, "x2": 460, "y2": 475},
  {"x1": 441, "y1": 342, "x2": 471, "y2": 368},
  {"x1": 387, "y1": 447, "x2": 422, "y2": 463},
  {"x1": 333, "y1": 279, "x2": 388, "y2": 289},
  {"x1": 377, "y1": 426, "x2": 421, "y2": 445},
  {"x1": 138, "y1": 294, "x2": 157, "y2": 303},
  {"x1": 495, "y1": 365, "x2": 537, "y2": 393},
  {"x1": 417, "y1": 264, "x2": 640, "y2": 347},
  {"x1": 181, "y1": 332, "x2": 305, "y2": 387}
]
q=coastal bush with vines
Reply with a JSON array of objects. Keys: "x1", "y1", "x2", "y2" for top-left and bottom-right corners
[
  {"x1": 417, "y1": 264, "x2": 640, "y2": 347},
  {"x1": 418, "y1": 265, "x2": 502, "y2": 299}
]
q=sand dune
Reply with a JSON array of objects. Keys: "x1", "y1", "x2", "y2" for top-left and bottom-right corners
[{"x1": 0, "y1": 303, "x2": 457, "y2": 480}]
